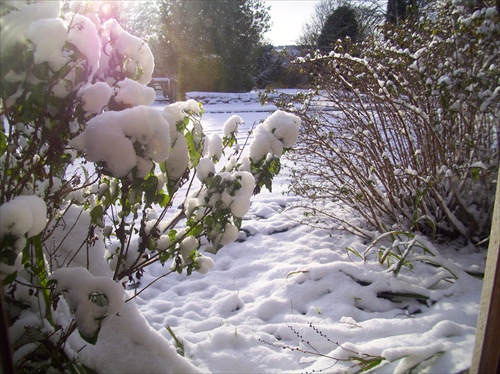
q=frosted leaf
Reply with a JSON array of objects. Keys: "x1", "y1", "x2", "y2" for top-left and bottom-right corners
[
  {"x1": 250, "y1": 127, "x2": 283, "y2": 161},
  {"x1": 184, "y1": 99, "x2": 201, "y2": 114},
  {"x1": 231, "y1": 197, "x2": 251, "y2": 219},
  {"x1": 163, "y1": 103, "x2": 186, "y2": 125},
  {"x1": 157, "y1": 235, "x2": 171, "y2": 251},
  {"x1": 230, "y1": 171, "x2": 255, "y2": 217},
  {"x1": 185, "y1": 197, "x2": 201, "y2": 218},
  {"x1": 238, "y1": 156, "x2": 251, "y2": 172},
  {"x1": 3, "y1": 70, "x2": 26, "y2": 83},
  {"x1": 249, "y1": 110, "x2": 301, "y2": 162},
  {"x1": 155, "y1": 172, "x2": 168, "y2": 192}
]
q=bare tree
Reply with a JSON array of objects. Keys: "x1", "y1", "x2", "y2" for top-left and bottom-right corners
[
  {"x1": 296, "y1": 0, "x2": 384, "y2": 47},
  {"x1": 297, "y1": 0, "x2": 341, "y2": 46}
]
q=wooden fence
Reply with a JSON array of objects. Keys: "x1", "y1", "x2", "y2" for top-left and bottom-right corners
[{"x1": 471, "y1": 168, "x2": 500, "y2": 373}]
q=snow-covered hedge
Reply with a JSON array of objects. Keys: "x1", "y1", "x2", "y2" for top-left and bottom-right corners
[
  {"x1": 280, "y1": 0, "x2": 499, "y2": 244},
  {"x1": 0, "y1": 1, "x2": 300, "y2": 371}
]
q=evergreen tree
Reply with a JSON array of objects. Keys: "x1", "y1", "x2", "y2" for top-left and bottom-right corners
[
  {"x1": 317, "y1": 5, "x2": 359, "y2": 49},
  {"x1": 298, "y1": 0, "x2": 382, "y2": 47}
]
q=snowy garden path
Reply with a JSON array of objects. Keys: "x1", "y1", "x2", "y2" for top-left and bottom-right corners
[{"x1": 135, "y1": 93, "x2": 484, "y2": 373}]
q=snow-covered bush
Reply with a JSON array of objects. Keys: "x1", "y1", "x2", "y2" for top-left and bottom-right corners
[
  {"x1": 0, "y1": 1, "x2": 299, "y2": 371},
  {"x1": 279, "y1": 0, "x2": 499, "y2": 244}
]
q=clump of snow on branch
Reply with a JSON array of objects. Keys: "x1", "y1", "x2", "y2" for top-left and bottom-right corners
[
  {"x1": 0, "y1": 195, "x2": 47, "y2": 249},
  {"x1": 50, "y1": 267, "x2": 125, "y2": 342},
  {"x1": 164, "y1": 130, "x2": 190, "y2": 185},
  {"x1": 162, "y1": 99, "x2": 201, "y2": 124},
  {"x1": 70, "y1": 106, "x2": 171, "y2": 178},
  {"x1": 47, "y1": 206, "x2": 111, "y2": 276},
  {"x1": 26, "y1": 18, "x2": 69, "y2": 70},
  {"x1": 196, "y1": 158, "x2": 215, "y2": 182},
  {"x1": 25, "y1": 11, "x2": 101, "y2": 84},
  {"x1": 97, "y1": 19, "x2": 154, "y2": 85},
  {"x1": 161, "y1": 100, "x2": 203, "y2": 185},
  {"x1": 223, "y1": 114, "x2": 243, "y2": 137},
  {"x1": 78, "y1": 82, "x2": 112, "y2": 114},
  {"x1": 196, "y1": 255, "x2": 215, "y2": 274},
  {"x1": 113, "y1": 78, "x2": 156, "y2": 107},
  {"x1": 250, "y1": 110, "x2": 301, "y2": 162},
  {"x1": 65, "y1": 13, "x2": 101, "y2": 73},
  {"x1": 207, "y1": 134, "x2": 223, "y2": 161},
  {"x1": 0, "y1": 1, "x2": 62, "y2": 56}
]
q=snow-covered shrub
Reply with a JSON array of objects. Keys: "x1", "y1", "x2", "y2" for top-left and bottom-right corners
[
  {"x1": 279, "y1": 0, "x2": 499, "y2": 244},
  {"x1": 0, "y1": 1, "x2": 299, "y2": 371}
]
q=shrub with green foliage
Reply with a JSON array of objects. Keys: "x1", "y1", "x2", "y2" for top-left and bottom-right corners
[
  {"x1": 178, "y1": 54, "x2": 223, "y2": 97},
  {"x1": 277, "y1": 0, "x2": 499, "y2": 244}
]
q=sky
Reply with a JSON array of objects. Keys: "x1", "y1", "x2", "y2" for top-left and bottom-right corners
[{"x1": 264, "y1": 0, "x2": 321, "y2": 45}]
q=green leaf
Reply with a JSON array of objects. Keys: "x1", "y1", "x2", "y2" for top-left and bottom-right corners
[
  {"x1": 185, "y1": 131, "x2": 202, "y2": 167},
  {"x1": 0, "y1": 131, "x2": 7, "y2": 157},
  {"x1": 165, "y1": 325, "x2": 185, "y2": 357},
  {"x1": 143, "y1": 175, "x2": 158, "y2": 208},
  {"x1": 233, "y1": 217, "x2": 242, "y2": 230},
  {"x1": 168, "y1": 230, "x2": 177, "y2": 242},
  {"x1": 2, "y1": 271, "x2": 17, "y2": 286},
  {"x1": 357, "y1": 356, "x2": 386, "y2": 373},
  {"x1": 155, "y1": 192, "x2": 171, "y2": 207},
  {"x1": 286, "y1": 270, "x2": 310, "y2": 279},
  {"x1": 189, "y1": 223, "x2": 204, "y2": 237},
  {"x1": 32, "y1": 234, "x2": 53, "y2": 322},
  {"x1": 78, "y1": 320, "x2": 102, "y2": 345},
  {"x1": 159, "y1": 162, "x2": 167, "y2": 174},
  {"x1": 90, "y1": 205, "x2": 104, "y2": 227},
  {"x1": 159, "y1": 250, "x2": 171, "y2": 265},
  {"x1": 222, "y1": 134, "x2": 236, "y2": 148},
  {"x1": 0, "y1": 233, "x2": 19, "y2": 265},
  {"x1": 146, "y1": 237, "x2": 157, "y2": 251},
  {"x1": 346, "y1": 247, "x2": 363, "y2": 261}
]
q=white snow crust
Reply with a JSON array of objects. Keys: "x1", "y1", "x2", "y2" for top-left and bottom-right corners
[{"x1": 135, "y1": 92, "x2": 484, "y2": 374}]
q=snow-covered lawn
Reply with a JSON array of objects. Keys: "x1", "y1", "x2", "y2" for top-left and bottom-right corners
[{"x1": 134, "y1": 92, "x2": 485, "y2": 373}]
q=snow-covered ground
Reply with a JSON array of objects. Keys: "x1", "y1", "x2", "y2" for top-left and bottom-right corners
[{"x1": 136, "y1": 92, "x2": 485, "y2": 373}]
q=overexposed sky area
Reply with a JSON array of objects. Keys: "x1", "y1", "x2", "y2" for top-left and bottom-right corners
[{"x1": 264, "y1": 0, "x2": 320, "y2": 45}]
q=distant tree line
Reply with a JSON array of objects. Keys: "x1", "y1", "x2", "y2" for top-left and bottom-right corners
[
  {"x1": 299, "y1": 0, "x2": 444, "y2": 49},
  {"x1": 102, "y1": 0, "x2": 497, "y2": 93}
]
